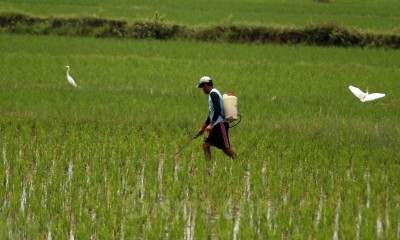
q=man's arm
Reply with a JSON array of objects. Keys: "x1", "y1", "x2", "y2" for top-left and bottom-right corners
[
  {"x1": 205, "y1": 115, "x2": 211, "y2": 126},
  {"x1": 198, "y1": 92, "x2": 222, "y2": 135},
  {"x1": 197, "y1": 114, "x2": 210, "y2": 136}
]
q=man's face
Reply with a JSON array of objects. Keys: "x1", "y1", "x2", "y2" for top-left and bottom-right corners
[{"x1": 201, "y1": 84, "x2": 209, "y2": 94}]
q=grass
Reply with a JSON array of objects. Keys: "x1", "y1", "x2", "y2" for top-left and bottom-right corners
[
  {"x1": 0, "y1": 0, "x2": 400, "y2": 32},
  {"x1": 1, "y1": 33, "x2": 399, "y2": 238}
]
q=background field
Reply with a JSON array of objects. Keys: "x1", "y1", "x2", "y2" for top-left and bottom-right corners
[
  {"x1": 1, "y1": 0, "x2": 400, "y2": 32},
  {"x1": 1, "y1": 0, "x2": 400, "y2": 239}
]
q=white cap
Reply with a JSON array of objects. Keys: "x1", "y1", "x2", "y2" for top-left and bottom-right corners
[{"x1": 197, "y1": 76, "x2": 212, "y2": 88}]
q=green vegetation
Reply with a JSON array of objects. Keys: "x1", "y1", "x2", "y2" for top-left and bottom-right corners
[
  {"x1": 1, "y1": 0, "x2": 399, "y2": 32},
  {"x1": 1, "y1": 33, "x2": 399, "y2": 238},
  {"x1": 1, "y1": 13, "x2": 399, "y2": 49},
  {"x1": 2, "y1": 0, "x2": 400, "y2": 48},
  {"x1": 1, "y1": 0, "x2": 399, "y2": 238}
]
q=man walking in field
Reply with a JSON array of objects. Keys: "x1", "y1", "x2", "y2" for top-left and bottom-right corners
[{"x1": 196, "y1": 76, "x2": 236, "y2": 160}]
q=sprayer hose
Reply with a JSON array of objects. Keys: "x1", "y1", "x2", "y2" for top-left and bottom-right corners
[{"x1": 229, "y1": 114, "x2": 242, "y2": 128}]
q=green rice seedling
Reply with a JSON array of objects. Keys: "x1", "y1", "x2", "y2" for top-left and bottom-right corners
[{"x1": 1, "y1": 33, "x2": 399, "y2": 238}]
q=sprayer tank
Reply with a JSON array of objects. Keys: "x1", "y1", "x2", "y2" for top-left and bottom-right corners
[{"x1": 223, "y1": 92, "x2": 238, "y2": 122}]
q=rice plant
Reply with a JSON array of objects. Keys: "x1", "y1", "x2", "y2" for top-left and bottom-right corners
[{"x1": 0, "y1": 33, "x2": 399, "y2": 238}]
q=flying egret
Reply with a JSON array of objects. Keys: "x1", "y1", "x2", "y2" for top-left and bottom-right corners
[
  {"x1": 348, "y1": 85, "x2": 385, "y2": 102},
  {"x1": 65, "y1": 65, "x2": 78, "y2": 88}
]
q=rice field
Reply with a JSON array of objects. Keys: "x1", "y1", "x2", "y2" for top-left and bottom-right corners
[
  {"x1": 1, "y1": 0, "x2": 400, "y2": 32},
  {"x1": 1, "y1": 33, "x2": 399, "y2": 238}
]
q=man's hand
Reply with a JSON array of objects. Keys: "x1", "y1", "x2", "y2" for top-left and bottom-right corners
[
  {"x1": 197, "y1": 128, "x2": 205, "y2": 136},
  {"x1": 206, "y1": 124, "x2": 213, "y2": 132}
]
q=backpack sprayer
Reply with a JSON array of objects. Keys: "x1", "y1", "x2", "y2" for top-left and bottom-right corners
[
  {"x1": 174, "y1": 91, "x2": 241, "y2": 157},
  {"x1": 222, "y1": 91, "x2": 242, "y2": 128}
]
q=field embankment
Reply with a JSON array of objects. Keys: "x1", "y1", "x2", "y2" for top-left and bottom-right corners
[{"x1": 1, "y1": 12, "x2": 399, "y2": 49}]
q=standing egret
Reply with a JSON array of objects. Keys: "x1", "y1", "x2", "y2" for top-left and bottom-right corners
[
  {"x1": 348, "y1": 85, "x2": 385, "y2": 102},
  {"x1": 66, "y1": 65, "x2": 78, "y2": 88}
]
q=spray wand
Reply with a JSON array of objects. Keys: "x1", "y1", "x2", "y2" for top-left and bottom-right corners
[{"x1": 173, "y1": 133, "x2": 200, "y2": 157}]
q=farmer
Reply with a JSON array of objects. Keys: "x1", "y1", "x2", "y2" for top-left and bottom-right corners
[{"x1": 196, "y1": 76, "x2": 236, "y2": 160}]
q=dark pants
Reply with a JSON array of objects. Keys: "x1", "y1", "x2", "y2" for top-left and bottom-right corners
[{"x1": 205, "y1": 122, "x2": 230, "y2": 149}]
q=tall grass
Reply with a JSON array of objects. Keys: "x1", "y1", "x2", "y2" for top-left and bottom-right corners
[{"x1": 0, "y1": 34, "x2": 399, "y2": 238}]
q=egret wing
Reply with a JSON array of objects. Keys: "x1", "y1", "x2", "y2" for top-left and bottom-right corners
[
  {"x1": 348, "y1": 86, "x2": 365, "y2": 100},
  {"x1": 364, "y1": 93, "x2": 385, "y2": 102},
  {"x1": 67, "y1": 76, "x2": 78, "y2": 88}
]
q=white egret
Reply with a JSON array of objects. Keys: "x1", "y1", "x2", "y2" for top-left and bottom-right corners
[
  {"x1": 348, "y1": 85, "x2": 385, "y2": 102},
  {"x1": 65, "y1": 65, "x2": 78, "y2": 88}
]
